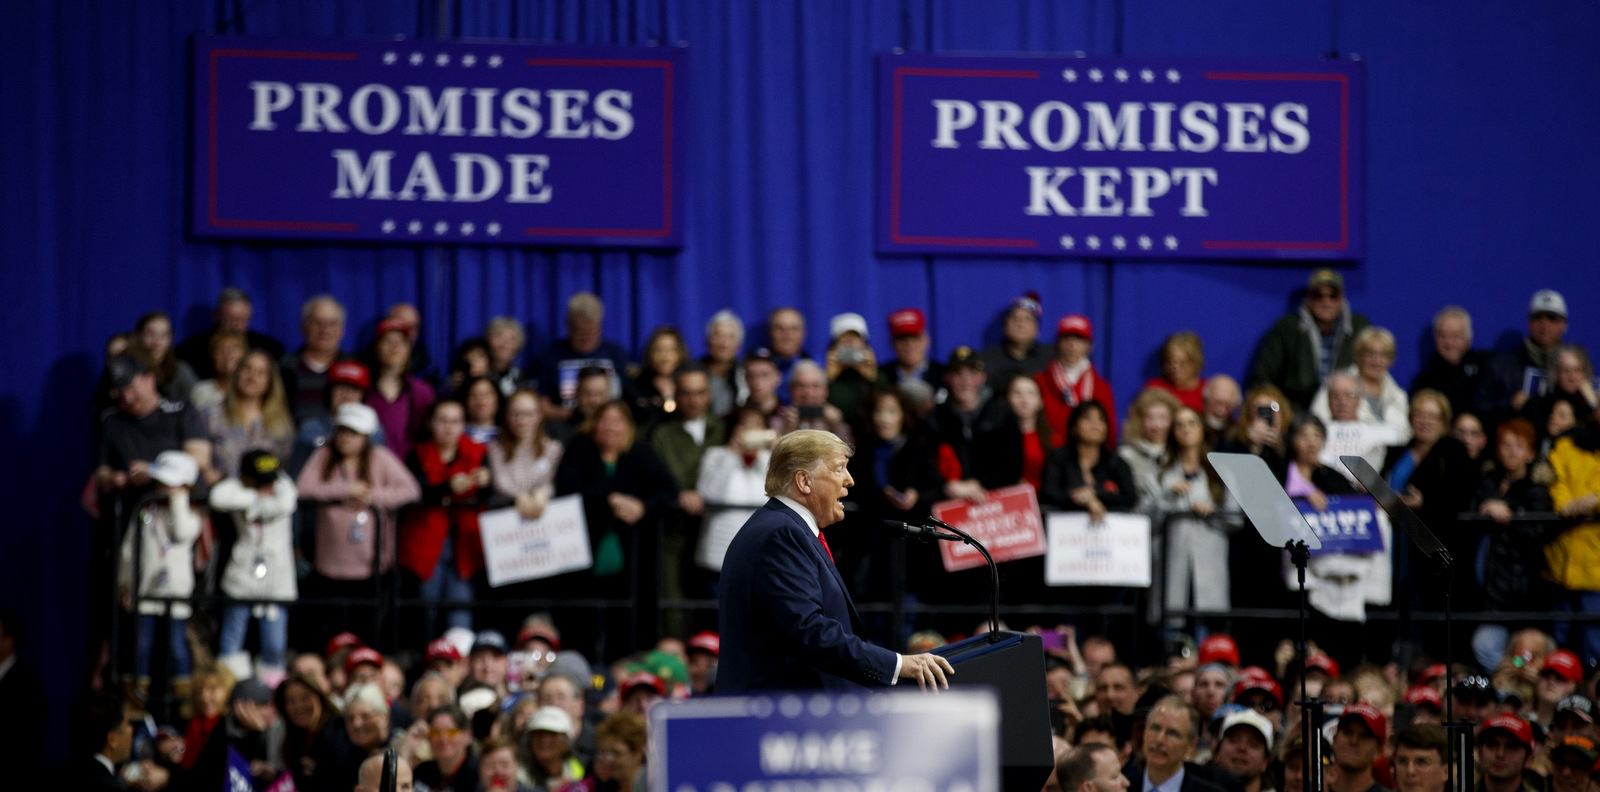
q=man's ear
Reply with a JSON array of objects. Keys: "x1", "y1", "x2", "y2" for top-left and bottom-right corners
[{"x1": 794, "y1": 470, "x2": 811, "y2": 495}]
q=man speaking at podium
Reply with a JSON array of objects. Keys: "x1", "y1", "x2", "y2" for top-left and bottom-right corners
[{"x1": 717, "y1": 430, "x2": 955, "y2": 693}]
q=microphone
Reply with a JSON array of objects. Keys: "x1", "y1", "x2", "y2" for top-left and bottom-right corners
[{"x1": 882, "y1": 520, "x2": 962, "y2": 542}]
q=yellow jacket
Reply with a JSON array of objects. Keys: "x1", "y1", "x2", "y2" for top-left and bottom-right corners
[{"x1": 1546, "y1": 437, "x2": 1600, "y2": 591}]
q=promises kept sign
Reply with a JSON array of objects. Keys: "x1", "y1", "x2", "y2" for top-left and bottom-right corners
[
  {"x1": 878, "y1": 52, "x2": 1362, "y2": 260},
  {"x1": 192, "y1": 36, "x2": 684, "y2": 247}
]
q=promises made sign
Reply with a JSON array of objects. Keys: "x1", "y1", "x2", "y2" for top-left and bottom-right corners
[
  {"x1": 192, "y1": 36, "x2": 684, "y2": 247},
  {"x1": 878, "y1": 53, "x2": 1362, "y2": 260}
]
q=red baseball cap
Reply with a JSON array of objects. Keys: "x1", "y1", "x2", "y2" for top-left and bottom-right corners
[
  {"x1": 1232, "y1": 677, "x2": 1284, "y2": 710},
  {"x1": 517, "y1": 624, "x2": 561, "y2": 652},
  {"x1": 1199, "y1": 635, "x2": 1241, "y2": 667},
  {"x1": 1405, "y1": 686, "x2": 1443, "y2": 710},
  {"x1": 327, "y1": 360, "x2": 371, "y2": 391},
  {"x1": 1237, "y1": 665, "x2": 1274, "y2": 684},
  {"x1": 344, "y1": 646, "x2": 384, "y2": 675},
  {"x1": 1305, "y1": 654, "x2": 1341, "y2": 679},
  {"x1": 688, "y1": 631, "x2": 720, "y2": 656},
  {"x1": 325, "y1": 631, "x2": 364, "y2": 658},
  {"x1": 1478, "y1": 714, "x2": 1534, "y2": 750},
  {"x1": 425, "y1": 638, "x2": 461, "y2": 665},
  {"x1": 1057, "y1": 314, "x2": 1093, "y2": 340},
  {"x1": 888, "y1": 308, "x2": 927, "y2": 338},
  {"x1": 375, "y1": 317, "x2": 415, "y2": 340},
  {"x1": 1339, "y1": 702, "x2": 1388, "y2": 743},
  {"x1": 1544, "y1": 650, "x2": 1584, "y2": 683},
  {"x1": 620, "y1": 670, "x2": 665, "y2": 698},
  {"x1": 1417, "y1": 663, "x2": 1448, "y2": 685}
]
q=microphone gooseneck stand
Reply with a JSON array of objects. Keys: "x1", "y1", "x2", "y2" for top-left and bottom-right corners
[
  {"x1": 927, "y1": 516, "x2": 1002, "y2": 644},
  {"x1": 884, "y1": 518, "x2": 1000, "y2": 644}
]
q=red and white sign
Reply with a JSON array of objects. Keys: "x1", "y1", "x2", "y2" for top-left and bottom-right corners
[{"x1": 931, "y1": 484, "x2": 1047, "y2": 572}]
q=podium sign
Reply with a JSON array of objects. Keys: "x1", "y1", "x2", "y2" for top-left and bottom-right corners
[
  {"x1": 932, "y1": 484, "x2": 1047, "y2": 572},
  {"x1": 650, "y1": 691, "x2": 999, "y2": 792}
]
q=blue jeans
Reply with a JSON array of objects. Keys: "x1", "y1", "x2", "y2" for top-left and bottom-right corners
[
  {"x1": 418, "y1": 538, "x2": 473, "y2": 632},
  {"x1": 135, "y1": 614, "x2": 191, "y2": 678},
  {"x1": 1553, "y1": 591, "x2": 1600, "y2": 664},
  {"x1": 219, "y1": 604, "x2": 289, "y2": 668}
]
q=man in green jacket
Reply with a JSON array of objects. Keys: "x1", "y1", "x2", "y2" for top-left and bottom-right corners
[
  {"x1": 1249, "y1": 269, "x2": 1371, "y2": 411},
  {"x1": 650, "y1": 363, "x2": 727, "y2": 636}
]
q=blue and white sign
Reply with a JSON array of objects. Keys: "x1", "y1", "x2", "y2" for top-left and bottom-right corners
[
  {"x1": 192, "y1": 36, "x2": 685, "y2": 247},
  {"x1": 878, "y1": 52, "x2": 1362, "y2": 259},
  {"x1": 1294, "y1": 494, "x2": 1385, "y2": 556},
  {"x1": 650, "y1": 691, "x2": 1000, "y2": 792}
]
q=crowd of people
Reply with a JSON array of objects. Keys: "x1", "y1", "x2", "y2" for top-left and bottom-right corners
[
  {"x1": 1043, "y1": 629, "x2": 1600, "y2": 792},
  {"x1": 34, "y1": 270, "x2": 1600, "y2": 789}
]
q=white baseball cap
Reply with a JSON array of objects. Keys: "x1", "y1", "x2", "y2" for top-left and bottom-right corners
[
  {"x1": 525, "y1": 705, "x2": 575, "y2": 739},
  {"x1": 1220, "y1": 708, "x2": 1275, "y2": 752},
  {"x1": 1530, "y1": 289, "x2": 1568, "y2": 319},
  {"x1": 829, "y1": 312, "x2": 869, "y2": 341},
  {"x1": 334, "y1": 403, "x2": 380, "y2": 436},
  {"x1": 149, "y1": 451, "x2": 199, "y2": 487}
]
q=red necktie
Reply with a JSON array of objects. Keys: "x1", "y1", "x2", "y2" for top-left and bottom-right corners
[{"x1": 817, "y1": 531, "x2": 835, "y2": 564}]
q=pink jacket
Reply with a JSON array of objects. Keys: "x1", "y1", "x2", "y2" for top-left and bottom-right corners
[{"x1": 295, "y1": 444, "x2": 420, "y2": 580}]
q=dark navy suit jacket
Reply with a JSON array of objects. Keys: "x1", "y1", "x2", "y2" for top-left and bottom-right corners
[{"x1": 716, "y1": 499, "x2": 899, "y2": 693}]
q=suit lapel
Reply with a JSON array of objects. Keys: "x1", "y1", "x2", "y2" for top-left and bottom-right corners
[{"x1": 767, "y1": 500, "x2": 863, "y2": 629}]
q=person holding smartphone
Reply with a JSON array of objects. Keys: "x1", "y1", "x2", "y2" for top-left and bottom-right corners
[{"x1": 773, "y1": 360, "x2": 852, "y2": 441}]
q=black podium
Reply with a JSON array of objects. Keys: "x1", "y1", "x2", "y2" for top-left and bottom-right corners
[{"x1": 933, "y1": 630, "x2": 1054, "y2": 792}]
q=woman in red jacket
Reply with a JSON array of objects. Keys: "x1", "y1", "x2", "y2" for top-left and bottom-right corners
[
  {"x1": 401, "y1": 399, "x2": 492, "y2": 632},
  {"x1": 1035, "y1": 314, "x2": 1118, "y2": 444}
]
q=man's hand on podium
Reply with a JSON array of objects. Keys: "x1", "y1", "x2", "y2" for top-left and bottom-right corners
[{"x1": 899, "y1": 653, "x2": 956, "y2": 692}]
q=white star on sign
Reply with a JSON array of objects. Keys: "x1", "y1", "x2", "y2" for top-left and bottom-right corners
[
  {"x1": 1140, "y1": 68, "x2": 1154, "y2": 83},
  {"x1": 1088, "y1": 68, "x2": 1103, "y2": 82},
  {"x1": 435, "y1": 53, "x2": 450, "y2": 66},
  {"x1": 1086, "y1": 235, "x2": 1101, "y2": 250},
  {"x1": 382, "y1": 51, "x2": 397, "y2": 65},
  {"x1": 461, "y1": 54, "x2": 476, "y2": 67},
  {"x1": 409, "y1": 52, "x2": 424, "y2": 66},
  {"x1": 1164, "y1": 235, "x2": 1178, "y2": 249},
  {"x1": 1112, "y1": 235, "x2": 1126, "y2": 249},
  {"x1": 1138, "y1": 235, "x2": 1152, "y2": 250},
  {"x1": 1166, "y1": 69, "x2": 1180, "y2": 83},
  {"x1": 461, "y1": 222, "x2": 475, "y2": 235},
  {"x1": 407, "y1": 220, "x2": 422, "y2": 234},
  {"x1": 1114, "y1": 68, "x2": 1129, "y2": 82},
  {"x1": 487, "y1": 222, "x2": 502, "y2": 235},
  {"x1": 381, "y1": 219, "x2": 396, "y2": 233},
  {"x1": 1060, "y1": 235, "x2": 1075, "y2": 249},
  {"x1": 434, "y1": 221, "x2": 448, "y2": 234},
  {"x1": 1062, "y1": 69, "x2": 1077, "y2": 82},
  {"x1": 488, "y1": 54, "x2": 503, "y2": 68}
]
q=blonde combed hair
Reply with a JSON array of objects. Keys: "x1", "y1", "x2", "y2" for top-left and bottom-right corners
[{"x1": 765, "y1": 430, "x2": 853, "y2": 497}]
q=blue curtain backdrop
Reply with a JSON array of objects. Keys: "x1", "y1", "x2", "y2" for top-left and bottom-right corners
[{"x1": 4, "y1": 0, "x2": 1599, "y2": 757}]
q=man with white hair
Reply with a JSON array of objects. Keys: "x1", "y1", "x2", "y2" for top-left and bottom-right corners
[
  {"x1": 1411, "y1": 306, "x2": 1487, "y2": 417},
  {"x1": 537, "y1": 292, "x2": 631, "y2": 420},
  {"x1": 716, "y1": 430, "x2": 954, "y2": 693}
]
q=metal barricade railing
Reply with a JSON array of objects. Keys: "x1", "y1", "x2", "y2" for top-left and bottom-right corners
[{"x1": 110, "y1": 489, "x2": 1600, "y2": 690}]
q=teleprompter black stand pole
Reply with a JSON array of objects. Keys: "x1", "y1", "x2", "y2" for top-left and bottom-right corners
[
  {"x1": 1340, "y1": 455, "x2": 1472, "y2": 792},
  {"x1": 1206, "y1": 453, "x2": 1328, "y2": 792},
  {"x1": 1287, "y1": 539, "x2": 1328, "y2": 792}
]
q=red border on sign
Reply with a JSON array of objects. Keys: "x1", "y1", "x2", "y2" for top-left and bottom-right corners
[
  {"x1": 1199, "y1": 71, "x2": 1350, "y2": 251},
  {"x1": 890, "y1": 67, "x2": 1041, "y2": 248},
  {"x1": 208, "y1": 50, "x2": 361, "y2": 231},
  {"x1": 522, "y1": 58, "x2": 675, "y2": 239}
]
